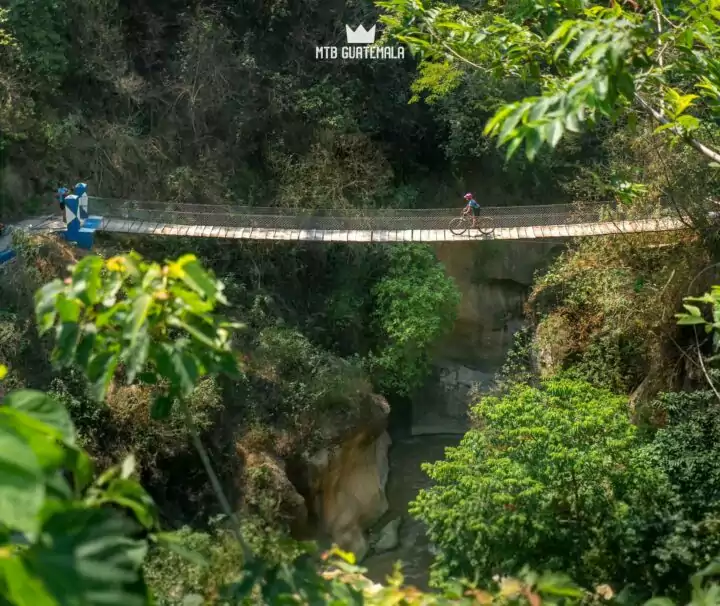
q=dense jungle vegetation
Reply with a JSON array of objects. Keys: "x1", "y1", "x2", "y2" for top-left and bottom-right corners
[{"x1": 4, "y1": 0, "x2": 720, "y2": 604}]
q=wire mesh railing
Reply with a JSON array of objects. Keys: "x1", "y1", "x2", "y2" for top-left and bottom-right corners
[{"x1": 89, "y1": 198, "x2": 679, "y2": 232}]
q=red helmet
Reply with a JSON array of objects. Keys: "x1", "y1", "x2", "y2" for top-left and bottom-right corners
[{"x1": 464, "y1": 193, "x2": 473, "y2": 200}]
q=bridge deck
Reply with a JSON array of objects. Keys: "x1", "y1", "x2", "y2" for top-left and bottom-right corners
[{"x1": 99, "y1": 216, "x2": 685, "y2": 241}]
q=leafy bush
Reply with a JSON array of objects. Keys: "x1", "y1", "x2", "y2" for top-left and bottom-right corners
[
  {"x1": 529, "y1": 231, "x2": 708, "y2": 398},
  {"x1": 410, "y1": 378, "x2": 675, "y2": 592},
  {"x1": 563, "y1": 332, "x2": 646, "y2": 395},
  {"x1": 0, "y1": 387, "x2": 159, "y2": 605},
  {"x1": 4, "y1": 251, "x2": 720, "y2": 605},
  {"x1": 485, "y1": 325, "x2": 536, "y2": 396},
  {"x1": 369, "y1": 245, "x2": 461, "y2": 397},
  {"x1": 646, "y1": 390, "x2": 720, "y2": 595},
  {"x1": 5, "y1": 0, "x2": 70, "y2": 84}
]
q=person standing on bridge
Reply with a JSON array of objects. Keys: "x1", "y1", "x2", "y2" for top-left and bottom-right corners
[
  {"x1": 55, "y1": 187, "x2": 69, "y2": 223},
  {"x1": 462, "y1": 192, "x2": 480, "y2": 228}
]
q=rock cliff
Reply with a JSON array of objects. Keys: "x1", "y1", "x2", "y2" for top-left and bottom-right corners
[
  {"x1": 411, "y1": 240, "x2": 562, "y2": 434},
  {"x1": 239, "y1": 393, "x2": 391, "y2": 560}
]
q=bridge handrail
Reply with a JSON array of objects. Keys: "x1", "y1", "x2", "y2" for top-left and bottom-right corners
[
  {"x1": 90, "y1": 197, "x2": 622, "y2": 217},
  {"x1": 87, "y1": 197, "x2": 680, "y2": 231}
]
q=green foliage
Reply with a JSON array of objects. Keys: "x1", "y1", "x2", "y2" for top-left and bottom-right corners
[
  {"x1": 369, "y1": 245, "x2": 461, "y2": 397},
  {"x1": 0, "y1": 376, "x2": 602, "y2": 606},
  {"x1": 530, "y1": 231, "x2": 706, "y2": 395},
  {"x1": 646, "y1": 390, "x2": 720, "y2": 595},
  {"x1": 489, "y1": 325, "x2": 536, "y2": 394},
  {"x1": 380, "y1": 0, "x2": 720, "y2": 166},
  {"x1": 676, "y1": 285, "x2": 720, "y2": 353},
  {"x1": 5, "y1": 252, "x2": 720, "y2": 605},
  {"x1": 145, "y1": 518, "x2": 303, "y2": 606},
  {"x1": 410, "y1": 378, "x2": 674, "y2": 591},
  {"x1": 0, "y1": 386, "x2": 158, "y2": 605},
  {"x1": 248, "y1": 325, "x2": 371, "y2": 444},
  {"x1": 0, "y1": 9, "x2": 15, "y2": 47},
  {"x1": 563, "y1": 332, "x2": 646, "y2": 394},
  {"x1": 5, "y1": 0, "x2": 70, "y2": 84},
  {"x1": 34, "y1": 252, "x2": 243, "y2": 416}
]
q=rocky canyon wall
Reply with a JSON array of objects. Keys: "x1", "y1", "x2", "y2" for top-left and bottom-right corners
[
  {"x1": 411, "y1": 240, "x2": 564, "y2": 435},
  {"x1": 239, "y1": 393, "x2": 392, "y2": 561}
]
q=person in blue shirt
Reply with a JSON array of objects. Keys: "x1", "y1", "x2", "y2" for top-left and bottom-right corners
[
  {"x1": 55, "y1": 187, "x2": 69, "y2": 222},
  {"x1": 462, "y1": 192, "x2": 480, "y2": 227}
]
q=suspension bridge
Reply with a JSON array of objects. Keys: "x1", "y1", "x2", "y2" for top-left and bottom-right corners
[
  {"x1": 89, "y1": 199, "x2": 684, "y2": 243},
  {"x1": 0, "y1": 187, "x2": 689, "y2": 260}
]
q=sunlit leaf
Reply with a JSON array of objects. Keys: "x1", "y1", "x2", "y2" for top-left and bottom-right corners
[
  {"x1": 86, "y1": 352, "x2": 119, "y2": 401},
  {"x1": 98, "y1": 478, "x2": 157, "y2": 530},
  {"x1": 125, "y1": 294, "x2": 153, "y2": 347},
  {"x1": 52, "y1": 322, "x2": 80, "y2": 367},
  {"x1": 683, "y1": 304, "x2": 702, "y2": 317},
  {"x1": 676, "y1": 314, "x2": 706, "y2": 325},
  {"x1": 3, "y1": 390, "x2": 74, "y2": 444},
  {"x1": 1, "y1": 557, "x2": 56, "y2": 606},
  {"x1": 71, "y1": 256, "x2": 104, "y2": 306},
  {"x1": 0, "y1": 420, "x2": 44, "y2": 535}
]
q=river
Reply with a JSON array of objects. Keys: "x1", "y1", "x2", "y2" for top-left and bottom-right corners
[{"x1": 362, "y1": 434, "x2": 461, "y2": 590}]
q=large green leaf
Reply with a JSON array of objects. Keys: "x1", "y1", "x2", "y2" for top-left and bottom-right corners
[
  {"x1": 71, "y1": 256, "x2": 104, "y2": 307},
  {"x1": 98, "y1": 478, "x2": 158, "y2": 530},
  {"x1": 23, "y1": 508, "x2": 149, "y2": 606},
  {"x1": 122, "y1": 331, "x2": 150, "y2": 385},
  {"x1": 52, "y1": 322, "x2": 80, "y2": 367},
  {"x1": 34, "y1": 281, "x2": 65, "y2": 335},
  {"x1": 125, "y1": 294, "x2": 152, "y2": 347},
  {"x1": 1, "y1": 558, "x2": 56, "y2": 606},
  {"x1": 3, "y1": 391, "x2": 75, "y2": 444},
  {"x1": 55, "y1": 295, "x2": 81, "y2": 323},
  {"x1": 75, "y1": 332, "x2": 97, "y2": 370},
  {"x1": 65, "y1": 445, "x2": 94, "y2": 494},
  {"x1": 86, "y1": 352, "x2": 119, "y2": 401},
  {"x1": 177, "y1": 256, "x2": 223, "y2": 303},
  {"x1": 153, "y1": 345, "x2": 197, "y2": 397},
  {"x1": 0, "y1": 411, "x2": 67, "y2": 479},
  {"x1": 0, "y1": 421, "x2": 45, "y2": 535}
]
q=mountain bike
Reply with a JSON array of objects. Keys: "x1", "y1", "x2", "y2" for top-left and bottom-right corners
[{"x1": 449, "y1": 211, "x2": 495, "y2": 237}]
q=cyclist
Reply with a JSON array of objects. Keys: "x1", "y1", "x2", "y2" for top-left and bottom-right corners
[{"x1": 462, "y1": 192, "x2": 480, "y2": 227}]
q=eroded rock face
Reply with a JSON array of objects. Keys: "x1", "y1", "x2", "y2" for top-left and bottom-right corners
[
  {"x1": 309, "y1": 411, "x2": 392, "y2": 561},
  {"x1": 533, "y1": 314, "x2": 575, "y2": 378},
  {"x1": 238, "y1": 393, "x2": 392, "y2": 561},
  {"x1": 431, "y1": 240, "x2": 562, "y2": 365},
  {"x1": 409, "y1": 241, "x2": 561, "y2": 435}
]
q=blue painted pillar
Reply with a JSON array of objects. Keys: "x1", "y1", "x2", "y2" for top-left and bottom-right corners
[
  {"x1": 64, "y1": 194, "x2": 81, "y2": 242},
  {"x1": 75, "y1": 182, "x2": 88, "y2": 221},
  {"x1": 61, "y1": 182, "x2": 102, "y2": 249}
]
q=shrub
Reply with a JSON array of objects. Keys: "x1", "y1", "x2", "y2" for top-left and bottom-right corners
[
  {"x1": 529, "y1": 231, "x2": 708, "y2": 397},
  {"x1": 410, "y1": 378, "x2": 675, "y2": 592},
  {"x1": 646, "y1": 390, "x2": 720, "y2": 595},
  {"x1": 369, "y1": 244, "x2": 461, "y2": 398}
]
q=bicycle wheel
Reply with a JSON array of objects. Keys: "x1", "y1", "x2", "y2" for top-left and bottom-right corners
[
  {"x1": 476, "y1": 215, "x2": 495, "y2": 236},
  {"x1": 449, "y1": 217, "x2": 469, "y2": 236}
]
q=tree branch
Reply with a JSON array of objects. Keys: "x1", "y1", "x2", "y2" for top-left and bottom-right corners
[
  {"x1": 636, "y1": 94, "x2": 720, "y2": 164},
  {"x1": 179, "y1": 398, "x2": 253, "y2": 562}
]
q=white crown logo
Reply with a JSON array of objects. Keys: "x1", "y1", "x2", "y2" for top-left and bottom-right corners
[{"x1": 345, "y1": 24, "x2": 376, "y2": 44}]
